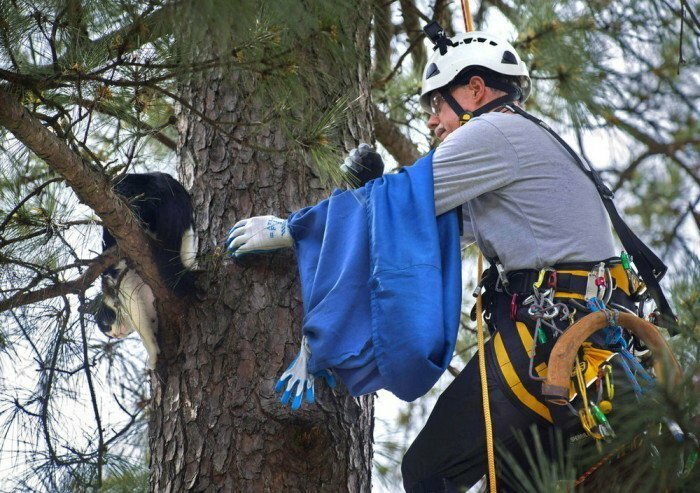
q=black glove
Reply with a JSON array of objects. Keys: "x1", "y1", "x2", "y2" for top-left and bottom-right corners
[{"x1": 340, "y1": 143, "x2": 384, "y2": 188}]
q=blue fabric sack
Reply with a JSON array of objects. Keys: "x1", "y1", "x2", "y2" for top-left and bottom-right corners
[{"x1": 287, "y1": 152, "x2": 461, "y2": 401}]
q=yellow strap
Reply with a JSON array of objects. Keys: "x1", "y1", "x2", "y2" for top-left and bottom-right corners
[
  {"x1": 493, "y1": 332, "x2": 553, "y2": 422},
  {"x1": 476, "y1": 253, "x2": 497, "y2": 493}
]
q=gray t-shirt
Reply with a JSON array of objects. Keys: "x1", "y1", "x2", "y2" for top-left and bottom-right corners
[{"x1": 433, "y1": 112, "x2": 616, "y2": 272}]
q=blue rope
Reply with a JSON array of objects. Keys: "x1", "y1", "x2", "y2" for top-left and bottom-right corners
[{"x1": 586, "y1": 297, "x2": 654, "y2": 396}]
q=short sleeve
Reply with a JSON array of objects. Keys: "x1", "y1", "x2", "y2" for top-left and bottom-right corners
[{"x1": 433, "y1": 117, "x2": 518, "y2": 216}]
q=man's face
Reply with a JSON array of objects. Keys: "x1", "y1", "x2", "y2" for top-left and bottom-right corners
[
  {"x1": 425, "y1": 78, "x2": 485, "y2": 141},
  {"x1": 428, "y1": 88, "x2": 459, "y2": 142}
]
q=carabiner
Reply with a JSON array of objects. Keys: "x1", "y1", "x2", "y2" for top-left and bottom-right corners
[{"x1": 533, "y1": 269, "x2": 547, "y2": 290}]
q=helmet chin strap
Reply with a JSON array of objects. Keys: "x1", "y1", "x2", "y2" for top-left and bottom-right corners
[{"x1": 439, "y1": 90, "x2": 518, "y2": 126}]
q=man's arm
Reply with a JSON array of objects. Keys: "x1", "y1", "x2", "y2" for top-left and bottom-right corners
[
  {"x1": 226, "y1": 145, "x2": 384, "y2": 257},
  {"x1": 432, "y1": 116, "x2": 517, "y2": 216}
]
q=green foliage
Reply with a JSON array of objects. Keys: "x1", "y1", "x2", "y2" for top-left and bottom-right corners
[
  {"x1": 0, "y1": 0, "x2": 698, "y2": 491},
  {"x1": 625, "y1": 165, "x2": 692, "y2": 249},
  {"x1": 97, "y1": 461, "x2": 149, "y2": 493},
  {"x1": 670, "y1": 252, "x2": 700, "y2": 343}
]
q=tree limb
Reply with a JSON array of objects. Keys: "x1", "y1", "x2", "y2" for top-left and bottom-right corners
[
  {"x1": 662, "y1": 195, "x2": 700, "y2": 257},
  {"x1": 0, "y1": 86, "x2": 174, "y2": 304},
  {"x1": 608, "y1": 115, "x2": 700, "y2": 188},
  {"x1": 613, "y1": 150, "x2": 652, "y2": 192},
  {"x1": 399, "y1": 0, "x2": 426, "y2": 71},
  {"x1": 372, "y1": 103, "x2": 422, "y2": 165},
  {"x1": 432, "y1": 0, "x2": 454, "y2": 32},
  {"x1": 0, "y1": 247, "x2": 119, "y2": 312},
  {"x1": 0, "y1": 177, "x2": 63, "y2": 231},
  {"x1": 373, "y1": 34, "x2": 425, "y2": 89}
]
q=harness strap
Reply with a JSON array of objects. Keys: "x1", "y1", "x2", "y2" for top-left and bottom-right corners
[
  {"x1": 503, "y1": 104, "x2": 677, "y2": 332},
  {"x1": 506, "y1": 265, "x2": 630, "y2": 297}
]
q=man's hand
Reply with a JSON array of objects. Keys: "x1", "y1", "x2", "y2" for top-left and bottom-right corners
[
  {"x1": 340, "y1": 143, "x2": 384, "y2": 188},
  {"x1": 226, "y1": 215, "x2": 293, "y2": 257}
]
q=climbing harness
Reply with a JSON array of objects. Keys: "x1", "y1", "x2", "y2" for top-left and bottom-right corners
[{"x1": 501, "y1": 103, "x2": 677, "y2": 332}]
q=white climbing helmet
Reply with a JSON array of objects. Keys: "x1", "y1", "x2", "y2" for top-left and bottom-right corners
[{"x1": 419, "y1": 30, "x2": 531, "y2": 113}]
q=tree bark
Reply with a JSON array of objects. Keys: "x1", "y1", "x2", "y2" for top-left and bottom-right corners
[{"x1": 149, "y1": 7, "x2": 375, "y2": 492}]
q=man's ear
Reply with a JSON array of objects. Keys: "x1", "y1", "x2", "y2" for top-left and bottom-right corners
[{"x1": 468, "y1": 76, "x2": 487, "y2": 101}]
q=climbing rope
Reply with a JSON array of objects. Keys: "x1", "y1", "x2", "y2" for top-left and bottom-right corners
[
  {"x1": 476, "y1": 253, "x2": 497, "y2": 493},
  {"x1": 461, "y1": 0, "x2": 474, "y2": 32},
  {"x1": 461, "y1": 0, "x2": 495, "y2": 487}
]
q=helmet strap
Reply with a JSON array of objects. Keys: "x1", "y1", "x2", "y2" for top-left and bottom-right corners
[{"x1": 440, "y1": 90, "x2": 517, "y2": 126}]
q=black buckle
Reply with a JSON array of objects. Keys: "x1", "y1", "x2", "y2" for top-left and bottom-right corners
[{"x1": 423, "y1": 21, "x2": 456, "y2": 55}]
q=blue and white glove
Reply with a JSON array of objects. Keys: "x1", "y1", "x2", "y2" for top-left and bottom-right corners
[
  {"x1": 275, "y1": 336, "x2": 336, "y2": 410},
  {"x1": 226, "y1": 215, "x2": 294, "y2": 257}
]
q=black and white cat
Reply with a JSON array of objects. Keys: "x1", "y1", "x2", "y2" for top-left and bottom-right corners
[{"x1": 95, "y1": 172, "x2": 197, "y2": 368}]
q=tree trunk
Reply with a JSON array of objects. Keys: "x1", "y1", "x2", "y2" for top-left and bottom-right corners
[{"x1": 149, "y1": 9, "x2": 375, "y2": 492}]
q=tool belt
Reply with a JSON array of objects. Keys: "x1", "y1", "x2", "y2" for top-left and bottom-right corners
[
  {"x1": 478, "y1": 259, "x2": 645, "y2": 427},
  {"x1": 473, "y1": 259, "x2": 641, "y2": 327}
]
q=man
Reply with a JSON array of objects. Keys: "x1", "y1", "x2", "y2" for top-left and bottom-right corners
[
  {"x1": 399, "y1": 28, "x2": 625, "y2": 492},
  {"x1": 227, "y1": 24, "x2": 669, "y2": 492}
]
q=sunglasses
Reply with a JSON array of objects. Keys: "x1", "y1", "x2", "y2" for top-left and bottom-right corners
[{"x1": 429, "y1": 92, "x2": 445, "y2": 116}]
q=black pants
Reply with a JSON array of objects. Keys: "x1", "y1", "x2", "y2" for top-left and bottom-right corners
[{"x1": 401, "y1": 338, "x2": 562, "y2": 492}]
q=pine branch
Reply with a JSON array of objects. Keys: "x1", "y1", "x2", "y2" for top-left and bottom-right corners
[
  {"x1": 607, "y1": 115, "x2": 700, "y2": 188},
  {"x1": 400, "y1": 1, "x2": 432, "y2": 24},
  {"x1": 662, "y1": 195, "x2": 700, "y2": 257},
  {"x1": 374, "y1": 34, "x2": 425, "y2": 89},
  {"x1": 613, "y1": 150, "x2": 652, "y2": 192},
  {"x1": 71, "y1": 96, "x2": 176, "y2": 150},
  {"x1": 372, "y1": 0, "x2": 393, "y2": 77},
  {"x1": 474, "y1": 0, "x2": 489, "y2": 28},
  {"x1": 432, "y1": 0, "x2": 454, "y2": 31},
  {"x1": 78, "y1": 301, "x2": 104, "y2": 486},
  {"x1": 0, "y1": 177, "x2": 63, "y2": 231},
  {"x1": 372, "y1": 102, "x2": 421, "y2": 164},
  {"x1": 0, "y1": 85, "x2": 174, "y2": 305},
  {"x1": 0, "y1": 247, "x2": 119, "y2": 312},
  {"x1": 35, "y1": 1, "x2": 181, "y2": 76},
  {"x1": 680, "y1": 0, "x2": 700, "y2": 31},
  {"x1": 65, "y1": 0, "x2": 91, "y2": 47}
]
